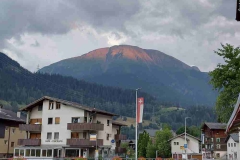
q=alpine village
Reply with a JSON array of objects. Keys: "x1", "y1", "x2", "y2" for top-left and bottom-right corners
[{"x1": 1, "y1": 1, "x2": 240, "y2": 160}]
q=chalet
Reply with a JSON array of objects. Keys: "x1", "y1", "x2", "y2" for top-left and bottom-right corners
[
  {"x1": 201, "y1": 122, "x2": 227, "y2": 159},
  {"x1": 14, "y1": 96, "x2": 127, "y2": 159},
  {"x1": 0, "y1": 107, "x2": 25, "y2": 158},
  {"x1": 169, "y1": 133, "x2": 201, "y2": 159},
  {"x1": 225, "y1": 133, "x2": 239, "y2": 160}
]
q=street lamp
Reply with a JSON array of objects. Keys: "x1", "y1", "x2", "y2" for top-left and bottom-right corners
[
  {"x1": 185, "y1": 117, "x2": 191, "y2": 160},
  {"x1": 135, "y1": 88, "x2": 141, "y2": 160}
]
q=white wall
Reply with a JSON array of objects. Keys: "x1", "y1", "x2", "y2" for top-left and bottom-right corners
[
  {"x1": 171, "y1": 136, "x2": 199, "y2": 154},
  {"x1": 95, "y1": 114, "x2": 113, "y2": 146},
  {"x1": 111, "y1": 125, "x2": 119, "y2": 149},
  {"x1": 30, "y1": 100, "x2": 85, "y2": 145},
  {"x1": 227, "y1": 137, "x2": 239, "y2": 160}
]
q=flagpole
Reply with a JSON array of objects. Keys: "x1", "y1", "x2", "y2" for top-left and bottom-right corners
[{"x1": 135, "y1": 88, "x2": 140, "y2": 160}]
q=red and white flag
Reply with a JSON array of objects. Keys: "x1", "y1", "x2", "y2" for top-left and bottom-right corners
[{"x1": 137, "y1": 97, "x2": 144, "y2": 123}]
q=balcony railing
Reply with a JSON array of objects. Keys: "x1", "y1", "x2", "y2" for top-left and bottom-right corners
[
  {"x1": 67, "y1": 123, "x2": 104, "y2": 131},
  {"x1": 115, "y1": 147, "x2": 127, "y2": 154},
  {"x1": 67, "y1": 139, "x2": 103, "y2": 146},
  {"x1": 18, "y1": 139, "x2": 41, "y2": 146},
  {"x1": 19, "y1": 124, "x2": 42, "y2": 132},
  {"x1": 115, "y1": 134, "x2": 127, "y2": 141}
]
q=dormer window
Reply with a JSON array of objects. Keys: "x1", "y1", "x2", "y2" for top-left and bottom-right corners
[{"x1": 49, "y1": 101, "x2": 54, "y2": 110}]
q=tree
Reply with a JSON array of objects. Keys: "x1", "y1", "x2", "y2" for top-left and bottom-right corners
[
  {"x1": 155, "y1": 129, "x2": 173, "y2": 158},
  {"x1": 137, "y1": 131, "x2": 150, "y2": 157},
  {"x1": 209, "y1": 43, "x2": 240, "y2": 122},
  {"x1": 176, "y1": 126, "x2": 201, "y2": 138},
  {"x1": 146, "y1": 139, "x2": 157, "y2": 158}
]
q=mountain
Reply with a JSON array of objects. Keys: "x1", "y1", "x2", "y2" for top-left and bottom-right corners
[
  {"x1": 40, "y1": 45, "x2": 217, "y2": 106},
  {"x1": 0, "y1": 52, "x2": 217, "y2": 131},
  {"x1": 0, "y1": 52, "x2": 157, "y2": 117}
]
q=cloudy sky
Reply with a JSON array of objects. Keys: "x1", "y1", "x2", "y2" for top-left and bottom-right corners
[{"x1": 0, "y1": 0, "x2": 239, "y2": 72}]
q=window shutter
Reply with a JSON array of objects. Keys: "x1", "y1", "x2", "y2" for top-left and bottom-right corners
[{"x1": 55, "y1": 117, "x2": 60, "y2": 124}]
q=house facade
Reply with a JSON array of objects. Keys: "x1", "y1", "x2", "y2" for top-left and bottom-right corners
[
  {"x1": 225, "y1": 133, "x2": 239, "y2": 160},
  {"x1": 201, "y1": 122, "x2": 227, "y2": 159},
  {"x1": 0, "y1": 108, "x2": 25, "y2": 158},
  {"x1": 14, "y1": 96, "x2": 126, "y2": 159},
  {"x1": 169, "y1": 133, "x2": 201, "y2": 159}
]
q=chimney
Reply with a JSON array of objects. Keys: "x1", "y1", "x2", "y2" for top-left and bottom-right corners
[{"x1": 17, "y1": 111, "x2": 21, "y2": 118}]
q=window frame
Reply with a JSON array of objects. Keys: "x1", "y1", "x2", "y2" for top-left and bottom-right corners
[
  {"x1": 49, "y1": 101, "x2": 54, "y2": 110},
  {"x1": 48, "y1": 118, "x2": 53, "y2": 124},
  {"x1": 47, "y1": 132, "x2": 52, "y2": 140},
  {"x1": 107, "y1": 120, "x2": 110, "y2": 126},
  {"x1": 56, "y1": 102, "x2": 61, "y2": 109},
  {"x1": 54, "y1": 132, "x2": 59, "y2": 140},
  {"x1": 55, "y1": 117, "x2": 60, "y2": 124},
  {"x1": 38, "y1": 105, "x2": 43, "y2": 111}
]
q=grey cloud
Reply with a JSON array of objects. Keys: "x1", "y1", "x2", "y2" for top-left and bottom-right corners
[{"x1": 31, "y1": 40, "x2": 40, "y2": 47}]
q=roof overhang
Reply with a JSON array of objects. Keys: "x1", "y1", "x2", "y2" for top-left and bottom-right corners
[{"x1": 226, "y1": 94, "x2": 240, "y2": 134}]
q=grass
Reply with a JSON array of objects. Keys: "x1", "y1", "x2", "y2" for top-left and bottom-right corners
[{"x1": 116, "y1": 116, "x2": 152, "y2": 127}]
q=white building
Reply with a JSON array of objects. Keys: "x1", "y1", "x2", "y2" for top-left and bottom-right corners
[
  {"x1": 225, "y1": 133, "x2": 239, "y2": 160},
  {"x1": 14, "y1": 96, "x2": 127, "y2": 159},
  {"x1": 169, "y1": 133, "x2": 201, "y2": 159}
]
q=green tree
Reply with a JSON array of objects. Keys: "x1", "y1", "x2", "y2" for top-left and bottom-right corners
[
  {"x1": 155, "y1": 129, "x2": 173, "y2": 158},
  {"x1": 176, "y1": 126, "x2": 200, "y2": 138},
  {"x1": 138, "y1": 130, "x2": 150, "y2": 157},
  {"x1": 146, "y1": 140, "x2": 157, "y2": 158},
  {"x1": 209, "y1": 43, "x2": 240, "y2": 122}
]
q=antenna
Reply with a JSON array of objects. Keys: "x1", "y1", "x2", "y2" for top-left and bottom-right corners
[{"x1": 36, "y1": 65, "x2": 40, "y2": 72}]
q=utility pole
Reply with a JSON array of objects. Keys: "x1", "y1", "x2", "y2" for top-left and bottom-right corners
[{"x1": 185, "y1": 117, "x2": 191, "y2": 160}]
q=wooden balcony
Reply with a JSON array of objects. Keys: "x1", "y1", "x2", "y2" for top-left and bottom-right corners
[
  {"x1": 115, "y1": 134, "x2": 127, "y2": 140},
  {"x1": 19, "y1": 124, "x2": 42, "y2": 132},
  {"x1": 67, "y1": 123, "x2": 104, "y2": 131},
  {"x1": 115, "y1": 147, "x2": 127, "y2": 154},
  {"x1": 18, "y1": 139, "x2": 41, "y2": 146},
  {"x1": 67, "y1": 139, "x2": 103, "y2": 146}
]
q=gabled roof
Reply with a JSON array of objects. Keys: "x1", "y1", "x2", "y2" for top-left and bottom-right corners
[
  {"x1": 168, "y1": 133, "x2": 201, "y2": 142},
  {"x1": 202, "y1": 122, "x2": 226, "y2": 130},
  {"x1": 20, "y1": 96, "x2": 118, "y2": 116},
  {"x1": 139, "y1": 129, "x2": 162, "y2": 137},
  {"x1": 225, "y1": 133, "x2": 239, "y2": 143},
  {"x1": 0, "y1": 108, "x2": 25, "y2": 123},
  {"x1": 112, "y1": 121, "x2": 127, "y2": 126},
  {"x1": 226, "y1": 94, "x2": 240, "y2": 134}
]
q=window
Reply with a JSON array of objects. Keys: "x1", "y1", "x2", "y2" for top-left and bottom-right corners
[
  {"x1": 56, "y1": 103, "x2": 61, "y2": 109},
  {"x1": 38, "y1": 105, "x2": 42, "y2": 111},
  {"x1": 83, "y1": 132, "x2": 86, "y2": 139},
  {"x1": 55, "y1": 117, "x2": 60, "y2": 124},
  {"x1": 42, "y1": 150, "x2": 47, "y2": 157},
  {"x1": 14, "y1": 149, "x2": 19, "y2": 157},
  {"x1": 211, "y1": 138, "x2": 214, "y2": 142},
  {"x1": 216, "y1": 144, "x2": 221, "y2": 149},
  {"x1": 216, "y1": 138, "x2": 220, "y2": 143},
  {"x1": 20, "y1": 150, "x2": 24, "y2": 157},
  {"x1": 49, "y1": 101, "x2": 54, "y2": 110},
  {"x1": 11, "y1": 142, "x2": 14, "y2": 147},
  {"x1": 54, "y1": 132, "x2": 59, "y2": 140},
  {"x1": 177, "y1": 142, "x2": 179, "y2": 145},
  {"x1": 48, "y1": 118, "x2": 53, "y2": 124},
  {"x1": 31, "y1": 149, "x2": 36, "y2": 156},
  {"x1": 72, "y1": 117, "x2": 80, "y2": 123},
  {"x1": 4, "y1": 140, "x2": 8, "y2": 145},
  {"x1": 107, "y1": 120, "x2": 110, "y2": 126},
  {"x1": 25, "y1": 149, "x2": 30, "y2": 156},
  {"x1": 47, "y1": 149, "x2": 52, "y2": 157},
  {"x1": 234, "y1": 143, "x2": 236, "y2": 147},
  {"x1": 107, "y1": 134, "x2": 110, "y2": 140},
  {"x1": 12, "y1": 128, "x2": 15, "y2": 133},
  {"x1": 36, "y1": 149, "x2": 41, "y2": 157},
  {"x1": 228, "y1": 143, "x2": 230, "y2": 147},
  {"x1": 216, "y1": 153, "x2": 220, "y2": 158},
  {"x1": 231, "y1": 143, "x2": 233, "y2": 147},
  {"x1": 47, "y1": 132, "x2": 52, "y2": 139}
]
